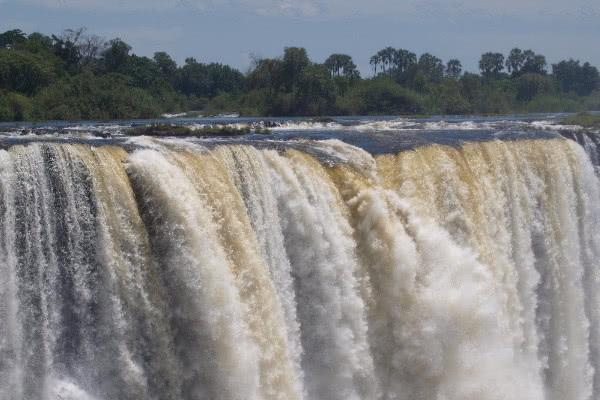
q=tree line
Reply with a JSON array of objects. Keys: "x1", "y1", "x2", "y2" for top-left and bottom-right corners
[{"x1": 0, "y1": 28, "x2": 599, "y2": 121}]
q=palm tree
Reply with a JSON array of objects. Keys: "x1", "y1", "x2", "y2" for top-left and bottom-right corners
[
  {"x1": 370, "y1": 54, "x2": 381, "y2": 75},
  {"x1": 393, "y1": 49, "x2": 417, "y2": 73}
]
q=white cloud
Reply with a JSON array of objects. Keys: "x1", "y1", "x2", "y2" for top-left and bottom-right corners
[{"x1": 12, "y1": 0, "x2": 600, "y2": 18}]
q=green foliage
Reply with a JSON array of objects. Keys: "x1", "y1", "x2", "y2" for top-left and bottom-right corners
[
  {"x1": 0, "y1": 49, "x2": 57, "y2": 95},
  {"x1": 234, "y1": 89, "x2": 275, "y2": 116},
  {"x1": 479, "y1": 52, "x2": 505, "y2": 79},
  {"x1": 32, "y1": 71, "x2": 161, "y2": 120},
  {"x1": 0, "y1": 27, "x2": 599, "y2": 121},
  {"x1": 123, "y1": 55, "x2": 163, "y2": 88},
  {"x1": 506, "y1": 48, "x2": 525, "y2": 76},
  {"x1": 102, "y1": 38, "x2": 131, "y2": 72},
  {"x1": 21, "y1": 33, "x2": 54, "y2": 54},
  {"x1": 247, "y1": 58, "x2": 284, "y2": 92},
  {"x1": 445, "y1": 59, "x2": 462, "y2": 79},
  {"x1": 552, "y1": 59, "x2": 600, "y2": 96},
  {"x1": 429, "y1": 79, "x2": 471, "y2": 114},
  {"x1": 282, "y1": 47, "x2": 310, "y2": 91},
  {"x1": 0, "y1": 30, "x2": 27, "y2": 49},
  {"x1": 204, "y1": 92, "x2": 240, "y2": 115},
  {"x1": 153, "y1": 51, "x2": 177, "y2": 80},
  {"x1": 520, "y1": 50, "x2": 547, "y2": 75},
  {"x1": 459, "y1": 73, "x2": 483, "y2": 103},
  {"x1": 523, "y1": 95, "x2": 583, "y2": 113},
  {"x1": 418, "y1": 53, "x2": 444, "y2": 83},
  {"x1": 506, "y1": 49, "x2": 547, "y2": 76},
  {"x1": 324, "y1": 54, "x2": 359, "y2": 79},
  {"x1": 514, "y1": 73, "x2": 555, "y2": 102},
  {"x1": 175, "y1": 58, "x2": 245, "y2": 98},
  {"x1": 562, "y1": 112, "x2": 600, "y2": 128},
  {"x1": 337, "y1": 77, "x2": 424, "y2": 115},
  {"x1": 584, "y1": 90, "x2": 600, "y2": 111},
  {"x1": 0, "y1": 90, "x2": 32, "y2": 121},
  {"x1": 52, "y1": 33, "x2": 82, "y2": 73},
  {"x1": 295, "y1": 64, "x2": 337, "y2": 115}
]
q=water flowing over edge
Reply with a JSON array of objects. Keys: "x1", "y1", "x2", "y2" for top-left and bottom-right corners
[{"x1": 0, "y1": 135, "x2": 599, "y2": 400}]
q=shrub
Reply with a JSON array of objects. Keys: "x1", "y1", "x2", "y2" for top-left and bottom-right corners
[
  {"x1": 337, "y1": 77, "x2": 424, "y2": 115},
  {"x1": 523, "y1": 94, "x2": 582, "y2": 113},
  {"x1": 33, "y1": 71, "x2": 161, "y2": 120},
  {"x1": 0, "y1": 91, "x2": 32, "y2": 121}
]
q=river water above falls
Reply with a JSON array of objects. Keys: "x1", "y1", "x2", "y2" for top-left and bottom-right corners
[{"x1": 0, "y1": 115, "x2": 600, "y2": 400}]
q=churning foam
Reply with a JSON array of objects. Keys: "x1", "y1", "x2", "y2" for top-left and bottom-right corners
[{"x1": 0, "y1": 136, "x2": 599, "y2": 399}]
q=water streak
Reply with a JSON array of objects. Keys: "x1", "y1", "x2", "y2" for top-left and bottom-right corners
[{"x1": 0, "y1": 137, "x2": 599, "y2": 400}]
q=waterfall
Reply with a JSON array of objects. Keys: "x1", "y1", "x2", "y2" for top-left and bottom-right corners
[{"x1": 0, "y1": 137, "x2": 599, "y2": 400}]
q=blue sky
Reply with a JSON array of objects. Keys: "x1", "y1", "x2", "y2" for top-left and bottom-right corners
[{"x1": 1, "y1": 0, "x2": 599, "y2": 75}]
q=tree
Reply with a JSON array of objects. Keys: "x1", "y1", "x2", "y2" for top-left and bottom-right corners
[
  {"x1": 479, "y1": 52, "x2": 505, "y2": 79},
  {"x1": 338, "y1": 76, "x2": 424, "y2": 115},
  {"x1": 445, "y1": 59, "x2": 462, "y2": 79},
  {"x1": 459, "y1": 72, "x2": 483, "y2": 103},
  {"x1": 515, "y1": 73, "x2": 554, "y2": 101},
  {"x1": 175, "y1": 57, "x2": 211, "y2": 97},
  {"x1": 204, "y1": 63, "x2": 245, "y2": 95},
  {"x1": 370, "y1": 54, "x2": 381, "y2": 75},
  {"x1": 324, "y1": 54, "x2": 357, "y2": 78},
  {"x1": 552, "y1": 59, "x2": 600, "y2": 96},
  {"x1": 0, "y1": 29, "x2": 26, "y2": 49},
  {"x1": 154, "y1": 51, "x2": 177, "y2": 79},
  {"x1": 521, "y1": 50, "x2": 547, "y2": 75},
  {"x1": 51, "y1": 29, "x2": 86, "y2": 73},
  {"x1": 32, "y1": 71, "x2": 160, "y2": 120},
  {"x1": 580, "y1": 62, "x2": 600, "y2": 95},
  {"x1": 282, "y1": 47, "x2": 310, "y2": 91},
  {"x1": 247, "y1": 57, "x2": 285, "y2": 93},
  {"x1": 175, "y1": 57, "x2": 244, "y2": 98},
  {"x1": 506, "y1": 48, "x2": 525, "y2": 76},
  {"x1": 102, "y1": 38, "x2": 132, "y2": 72},
  {"x1": 371, "y1": 47, "x2": 396, "y2": 75},
  {"x1": 0, "y1": 90, "x2": 32, "y2": 121},
  {"x1": 24, "y1": 33, "x2": 54, "y2": 54},
  {"x1": 295, "y1": 64, "x2": 336, "y2": 115},
  {"x1": 432, "y1": 79, "x2": 470, "y2": 114},
  {"x1": 382, "y1": 47, "x2": 397, "y2": 74},
  {"x1": 123, "y1": 55, "x2": 163, "y2": 89},
  {"x1": 393, "y1": 49, "x2": 417, "y2": 73},
  {"x1": 79, "y1": 34, "x2": 106, "y2": 66},
  {"x1": 418, "y1": 53, "x2": 444, "y2": 83},
  {"x1": 0, "y1": 49, "x2": 56, "y2": 95}
]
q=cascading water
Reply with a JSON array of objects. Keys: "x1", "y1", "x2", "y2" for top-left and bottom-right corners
[{"x1": 0, "y1": 129, "x2": 599, "y2": 400}]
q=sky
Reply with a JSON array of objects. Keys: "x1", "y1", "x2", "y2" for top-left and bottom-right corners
[{"x1": 1, "y1": 0, "x2": 599, "y2": 75}]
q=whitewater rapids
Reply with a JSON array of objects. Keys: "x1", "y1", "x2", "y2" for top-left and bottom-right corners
[{"x1": 0, "y1": 136, "x2": 599, "y2": 400}]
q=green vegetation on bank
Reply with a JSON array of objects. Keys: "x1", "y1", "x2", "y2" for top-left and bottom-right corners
[
  {"x1": 1, "y1": 28, "x2": 599, "y2": 121},
  {"x1": 563, "y1": 113, "x2": 600, "y2": 129}
]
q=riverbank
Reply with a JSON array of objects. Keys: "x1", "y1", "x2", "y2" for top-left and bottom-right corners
[{"x1": 2, "y1": 28, "x2": 599, "y2": 122}]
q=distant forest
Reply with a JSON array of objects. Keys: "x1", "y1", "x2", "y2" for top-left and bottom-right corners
[{"x1": 1, "y1": 28, "x2": 599, "y2": 121}]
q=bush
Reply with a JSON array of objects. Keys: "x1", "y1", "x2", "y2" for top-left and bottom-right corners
[
  {"x1": 514, "y1": 73, "x2": 555, "y2": 102},
  {"x1": 0, "y1": 91, "x2": 32, "y2": 121},
  {"x1": 562, "y1": 112, "x2": 600, "y2": 128},
  {"x1": 205, "y1": 92, "x2": 240, "y2": 115},
  {"x1": 475, "y1": 86, "x2": 513, "y2": 114},
  {"x1": 0, "y1": 49, "x2": 57, "y2": 95},
  {"x1": 337, "y1": 77, "x2": 424, "y2": 115},
  {"x1": 523, "y1": 94, "x2": 583, "y2": 113},
  {"x1": 33, "y1": 71, "x2": 161, "y2": 120},
  {"x1": 429, "y1": 79, "x2": 471, "y2": 114},
  {"x1": 584, "y1": 90, "x2": 600, "y2": 111}
]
